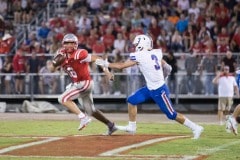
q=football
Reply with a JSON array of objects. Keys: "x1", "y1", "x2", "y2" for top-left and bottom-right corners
[{"x1": 52, "y1": 54, "x2": 65, "y2": 67}]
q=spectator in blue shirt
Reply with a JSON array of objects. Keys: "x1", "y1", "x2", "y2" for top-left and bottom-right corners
[
  {"x1": 37, "y1": 22, "x2": 50, "y2": 43},
  {"x1": 176, "y1": 13, "x2": 189, "y2": 34}
]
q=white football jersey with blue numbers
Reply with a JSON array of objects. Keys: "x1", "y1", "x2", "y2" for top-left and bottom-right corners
[{"x1": 129, "y1": 49, "x2": 165, "y2": 90}]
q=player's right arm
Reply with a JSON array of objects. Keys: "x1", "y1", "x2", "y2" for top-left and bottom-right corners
[
  {"x1": 50, "y1": 48, "x2": 65, "y2": 72},
  {"x1": 96, "y1": 59, "x2": 137, "y2": 70}
]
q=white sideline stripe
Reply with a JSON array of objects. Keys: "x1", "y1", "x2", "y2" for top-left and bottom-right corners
[
  {"x1": 116, "y1": 155, "x2": 198, "y2": 160},
  {"x1": 0, "y1": 137, "x2": 63, "y2": 154},
  {"x1": 99, "y1": 135, "x2": 188, "y2": 156},
  {"x1": 198, "y1": 140, "x2": 240, "y2": 155}
]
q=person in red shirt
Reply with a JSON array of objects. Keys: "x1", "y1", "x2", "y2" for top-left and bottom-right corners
[
  {"x1": 230, "y1": 26, "x2": 240, "y2": 52},
  {"x1": 0, "y1": 33, "x2": 15, "y2": 54},
  {"x1": 92, "y1": 40, "x2": 106, "y2": 54},
  {"x1": 13, "y1": 48, "x2": 27, "y2": 94},
  {"x1": 50, "y1": 33, "x2": 117, "y2": 135},
  {"x1": 102, "y1": 27, "x2": 115, "y2": 52},
  {"x1": 216, "y1": 10, "x2": 230, "y2": 28},
  {"x1": 217, "y1": 27, "x2": 230, "y2": 53}
]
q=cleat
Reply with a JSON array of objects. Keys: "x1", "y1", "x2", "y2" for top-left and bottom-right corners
[
  {"x1": 78, "y1": 116, "x2": 91, "y2": 131},
  {"x1": 116, "y1": 125, "x2": 136, "y2": 134},
  {"x1": 226, "y1": 115, "x2": 232, "y2": 133},
  {"x1": 192, "y1": 126, "x2": 204, "y2": 139},
  {"x1": 229, "y1": 116, "x2": 238, "y2": 135},
  {"x1": 106, "y1": 123, "x2": 118, "y2": 135}
]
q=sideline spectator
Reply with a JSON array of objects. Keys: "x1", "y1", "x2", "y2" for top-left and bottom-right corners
[
  {"x1": 99, "y1": 53, "x2": 111, "y2": 95},
  {"x1": 13, "y1": 47, "x2": 27, "y2": 94},
  {"x1": 27, "y1": 53, "x2": 41, "y2": 94},
  {"x1": 199, "y1": 49, "x2": 218, "y2": 95},
  {"x1": 163, "y1": 51, "x2": 178, "y2": 94},
  {"x1": 112, "y1": 53, "x2": 125, "y2": 95},
  {"x1": 221, "y1": 50, "x2": 237, "y2": 74},
  {"x1": 184, "y1": 52, "x2": 198, "y2": 95},
  {"x1": 2, "y1": 55, "x2": 13, "y2": 94},
  {"x1": 212, "y1": 66, "x2": 239, "y2": 125},
  {"x1": 38, "y1": 60, "x2": 58, "y2": 94},
  {"x1": 31, "y1": 42, "x2": 46, "y2": 66}
]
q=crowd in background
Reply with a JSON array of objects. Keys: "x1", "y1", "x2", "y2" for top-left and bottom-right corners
[{"x1": 0, "y1": 0, "x2": 240, "y2": 95}]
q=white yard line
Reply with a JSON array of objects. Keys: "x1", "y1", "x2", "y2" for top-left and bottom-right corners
[
  {"x1": 198, "y1": 140, "x2": 240, "y2": 155},
  {"x1": 99, "y1": 135, "x2": 188, "y2": 156},
  {"x1": 0, "y1": 137, "x2": 63, "y2": 154}
]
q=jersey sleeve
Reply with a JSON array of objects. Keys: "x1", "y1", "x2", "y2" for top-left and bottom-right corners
[
  {"x1": 74, "y1": 49, "x2": 88, "y2": 60},
  {"x1": 129, "y1": 52, "x2": 138, "y2": 62}
]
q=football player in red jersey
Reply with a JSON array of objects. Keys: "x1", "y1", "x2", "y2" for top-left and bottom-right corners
[{"x1": 51, "y1": 33, "x2": 117, "y2": 135}]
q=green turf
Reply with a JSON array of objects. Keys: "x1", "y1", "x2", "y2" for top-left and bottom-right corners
[{"x1": 0, "y1": 120, "x2": 239, "y2": 160}]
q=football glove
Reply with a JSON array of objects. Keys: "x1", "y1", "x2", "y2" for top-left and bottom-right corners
[{"x1": 95, "y1": 59, "x2": 109, "y2": 68}]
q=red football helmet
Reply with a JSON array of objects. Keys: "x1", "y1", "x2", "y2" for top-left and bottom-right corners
[{"x1": 62, "y1": 33, "x2": 78, "y2": 53}]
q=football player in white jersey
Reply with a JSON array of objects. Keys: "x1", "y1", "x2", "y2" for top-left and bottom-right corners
[{"x1": 95, "y1": 34, "x2": 204, "y2": 139}]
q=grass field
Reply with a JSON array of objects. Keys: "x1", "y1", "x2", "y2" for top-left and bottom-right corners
[{"x1": 0, "y1": 113, "x2": 239, "y2": 160}]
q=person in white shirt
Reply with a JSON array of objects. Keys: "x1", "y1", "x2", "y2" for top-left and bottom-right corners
[
  {"x1": 188, "y1": 1, "x2": 200, "y2": 23},
  {"x1": 112, "y1": 33, "x2": 126, "y2": 55},
  {"x1": 95, "y1": 34, "x2": 204, "y2": 139},
  {"x1": 212, "y1": 66, "x2": 239, "y2": 125}
]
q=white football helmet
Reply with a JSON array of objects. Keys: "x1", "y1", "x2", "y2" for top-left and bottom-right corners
[
  {"x1": 133, "y1": 34, "x2": 153, "y2": 51},
  {"x1": 62, "y1": 33, "x2": 78, "y2": 52}
]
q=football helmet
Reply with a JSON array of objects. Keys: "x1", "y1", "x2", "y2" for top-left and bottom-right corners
[
  {"x1": 62, "y1": 33, "x2": 78, "y2": 53},
  {"x1": 133, "y1": 34, "x2": 153, "y2": 51}
]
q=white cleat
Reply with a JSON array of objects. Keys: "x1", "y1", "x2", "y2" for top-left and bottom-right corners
[
  {"x1": 229, "y1": 116, "x2": 238, "y2": 135},
  {"x1": 78, "y1": 116, "x2": 92, "y2": 131},
  {"x1": 192, "y1": 126, "x2": 204, "y2": 139},
  {"x1": 226, "y1": 116, "x2": 232, "y2": 133},
  {"x1": 116, "y1": 125, "x2": 136, "y2": 135}
]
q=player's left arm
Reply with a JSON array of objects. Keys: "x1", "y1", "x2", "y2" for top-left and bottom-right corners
[{"x1": 161, "y1": 60, "x2": 172, "y2": 78}]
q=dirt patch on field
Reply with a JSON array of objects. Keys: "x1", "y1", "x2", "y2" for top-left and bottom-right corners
[{"x1": 3, "y1": 134, "x2": 179, "y2": 157}]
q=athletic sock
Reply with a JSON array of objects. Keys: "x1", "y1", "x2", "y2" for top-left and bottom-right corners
[
  {"x1": 128, "y1": 121, "x2": 136, "y2": 129},
  {"x1": 78, "y1": 112, "x2": 86, "y2": 119},
  {"x1": 183, "y1": 118, "x2": 198, "y2": 131}
]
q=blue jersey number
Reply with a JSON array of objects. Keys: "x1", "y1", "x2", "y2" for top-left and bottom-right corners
[{"x1": 151, "y1": 54, "x2": 161, "y2": 70}]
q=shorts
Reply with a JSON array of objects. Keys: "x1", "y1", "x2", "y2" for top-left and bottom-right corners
[
  {"x1": 218, "y1": 97, "x2": 233, "y2": 111},
  {"x1": 5, "y1": 75, "x2": 11, "y2": 81},
  {"x1": 15, "y1": 75, "x2": 25, "y2": 80}
]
